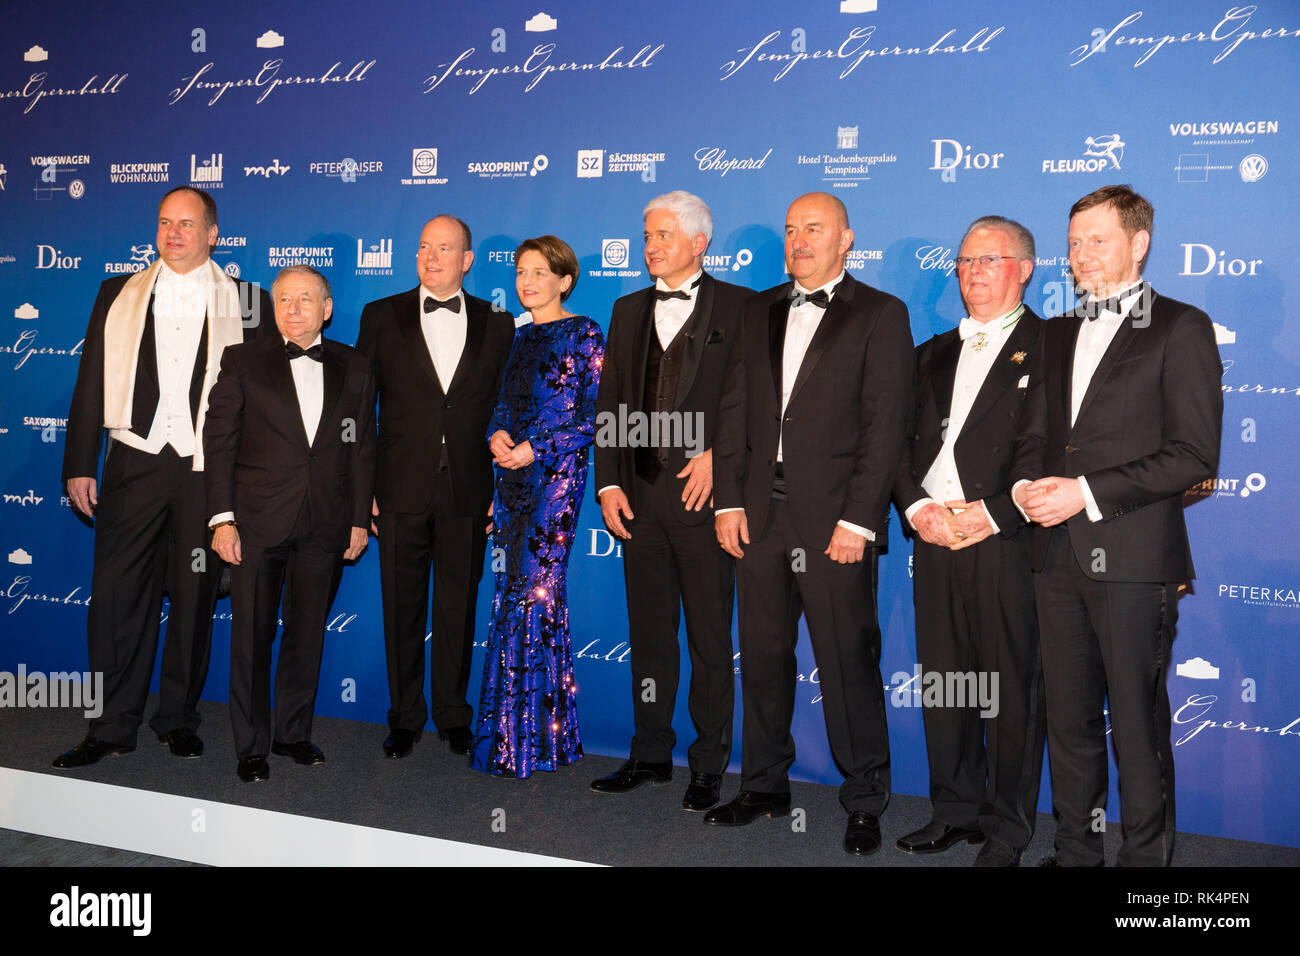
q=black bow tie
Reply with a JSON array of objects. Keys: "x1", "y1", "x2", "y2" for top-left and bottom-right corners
[
  {"x1": 654, "y1": 288, "x2": 692, "y2": 302},
  {"x1": 424, "y1": 295, "x2": 461, "y2": 314},
  {"x1": 789, "y1": 287, "x2": 832, "y2": 310},
  {"x1": 1080, "y1": 284, "x2": 1146, "y2": 321},
  {"x1": 285, "y1": 342, "x2": 323, "y2": 362}
]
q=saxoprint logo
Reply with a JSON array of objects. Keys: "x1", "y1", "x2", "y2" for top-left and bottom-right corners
[
  {"x1": 403, "y1": 147, "x2": 447, "y2": 186},
  {"x1": 468, "y1": 153, "x2": 549, "y2": 180},
  {"x1": 702, "y1": 249, "x2": 754, "y2": 274},
  {"x1": 1186, "y1": 472, "x2": 1266, "y2": 501},
  {"x1": 1042, "y1": 133, "x2": 1125, "y2": 173}
]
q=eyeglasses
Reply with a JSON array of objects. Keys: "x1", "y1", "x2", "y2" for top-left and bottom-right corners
[{"x1": 954, "y1": 255, "x2": 1021, "y2": 271}]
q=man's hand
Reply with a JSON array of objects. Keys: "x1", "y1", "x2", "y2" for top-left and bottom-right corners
[
  {"x1": 500, "y1": 439, "x2": 535, "y2": 470},
  {"x1": 212, "y1": 524, "x2": 242, "y2": 566},
  {"x1": 370, "y1": 496, "x2": 379, "y2": 536},
  {"x1": 677, "y1": 449, "x2": 713, "y2": 512},
  {"x1": 944, "y1": 498, "x2": 993, "y2": 544},
  {"x1": 825, "y1": 524, "x2": 867, "y2": 564},
  {"x1": 600, "y1": 487, "x2": 634, "y2": 540},
  {"x1": 715, "y1": 510, "x2": 749, "y2": 559},
  {"x1": 67, "y1": 477, "x2": 97, "y2": 518},
  {"x1": 489, "y1": 429, "x2": 515, "y2": 464},
  {"x1": 1020, "y1": 477, "x2": 1083, "y2": 527},
  {"x1": 344, "y1": 526, "x2": 368, "y2": 561},
  {"x1": 912, "y1": 502, "x2": 959, "y2": 547}
]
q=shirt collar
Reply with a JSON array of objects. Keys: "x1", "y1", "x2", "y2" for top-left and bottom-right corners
[
  {"x1": 421, "y1": 285, "x2": 463, "y2": 304},
  {"x1": 282, "y1": 334, "x2": 323, "y2": 348},
  {"x1": 792, "y1": 270, "x2": 846, "y2": 301},
  {"x1": 655, "y1": 269, "x2": 703, "y2": 296},
  {"x1": 156, "y1": 259, "x2": 211, "y2": 288}
]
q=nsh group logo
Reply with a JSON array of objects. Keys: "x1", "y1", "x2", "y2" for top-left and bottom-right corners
[{"x1": 404, "y1": 148, "x2": 448, "y2": 186}]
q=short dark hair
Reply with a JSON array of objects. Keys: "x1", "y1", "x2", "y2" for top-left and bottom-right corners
[
  {"x1": 515, "y1": 235, "x2": 579, "y2": 302},
  {"x1": 1069, "y1": 184, "x2": 1153, "y2": 239},
  {"x1": 431, "y1": 214, "x2": 472, "y2": 252},
  {"x1": 159, "y1": 186, "x2": 218, "y2": 229}
]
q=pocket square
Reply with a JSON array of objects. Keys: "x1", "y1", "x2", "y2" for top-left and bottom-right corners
[
  {"x1": 706, "y1": 329, "x2": 726, "y2": 344},
  {"x1": 1017, "y1": 375, "x2": 1029, "y2": 388}
]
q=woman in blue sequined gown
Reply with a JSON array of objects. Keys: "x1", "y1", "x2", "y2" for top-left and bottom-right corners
[{"x1": 470, "y1": 235, "x2": 605, "y2": 778}]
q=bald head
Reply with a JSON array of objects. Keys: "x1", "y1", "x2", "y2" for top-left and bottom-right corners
[{"x1": 785, "y1": 192, "x2": 854, "y2": 290}]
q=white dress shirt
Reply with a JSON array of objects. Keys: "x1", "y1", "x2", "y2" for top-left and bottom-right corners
[
  {"x1": 904, "y1": 305, "x2": 1025, "y2": 535},
  {"x1": 1012, "y1": 280, "x2": 1145, "y2": 524},
  {"x1": 717, "y1": 271, "x2": 874, "y2": 541},
  {"x1": 420, "y1": 286, "x2": 468, "y2": 396},
  {"x1": 110, "y1": 262, "x2": 209, "y2": 457}
]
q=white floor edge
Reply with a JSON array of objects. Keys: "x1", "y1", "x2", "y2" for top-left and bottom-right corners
[{"x1": 0, "y1": 768, "x2": 597, "y2": 866}]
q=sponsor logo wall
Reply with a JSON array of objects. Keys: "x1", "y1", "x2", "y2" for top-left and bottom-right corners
[{"x1": 1, "y1": 0, "x2": 1296, "y2": 848}]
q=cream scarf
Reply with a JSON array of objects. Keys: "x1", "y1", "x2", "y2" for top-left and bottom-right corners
[{"x1": 101, "y1": 258, "x2": 248, "y2": 470}]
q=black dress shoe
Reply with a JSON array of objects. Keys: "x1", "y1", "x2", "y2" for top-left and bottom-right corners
[
  {"x1": 158, "y1": 729, "x2": 204, "y2": 758},
  {"x1": 895, "y1": 819, "x2": 985, "y2": 855},
  {"x1": 973, "y1": 839, "x2": 1022, "y2": 867},
  {"x1": 271, "y1": 740, "x2": 325, "y2": 765},
  {"x1": 590, "y1": 758, "x2": 672, "y2": 794},
  {"x1": 681, "y1": 772, "x2": 721, "y2": 811},
  {"x1": 437, "y1": 726, "x2": 472, "y2": 756},
  {"x1": 844, "y1": 811, "x2": 883, "y2": 856},
  {"x1": 52, "y1": 737, "x2": 135, "y2": 769},
  {"x1": 703, "y1": 789, "x2": 791, "y2": 826},
  {"x1": 383, "y1": 729, "x2": 420, "y2": 759},
  {"x1": 237, "y1": 756, "x2": 270, "y2": 782}
]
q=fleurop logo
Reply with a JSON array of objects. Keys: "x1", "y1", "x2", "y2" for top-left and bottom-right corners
[
  {"x1": 104, "y1": 243, "x2": 156, "y2": 275},
  {"x1": 1042, "y1": 133, "x2": 1125, "y2": 173}
]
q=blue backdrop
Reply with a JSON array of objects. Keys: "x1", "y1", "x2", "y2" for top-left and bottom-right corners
[{"x1": 2, "y1": 0, "x2": 1297, "y2": 848}]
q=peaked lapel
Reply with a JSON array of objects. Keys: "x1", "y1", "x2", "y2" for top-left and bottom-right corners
[
  {"x1": 959, "y1": 312, "x2": 1036, "y2": 436},
  {"x1": 786, "y1": 278, "x2": 851, "y2": 409},
  {"x1": 317, "y1": 342, "x2": 345, "y2": 450},
  {"x1": 398, "y1": 289, "x2": 444, "y2": 396},
  {"x1": 673, "y1": 274, "x2": 714, "y2": 409},
  {"x1": 928, "y1": 330, "x2": 962, "y2": 427},
  {"x1": 444, "y1": 296, "x2": 486, "y2": 397},
  {"x1": 262, "y1": 339, "x2": 311, "y2": 450},
  {"x1": 630, "y1": 290, "x2": 655, "y2": 412},
  {"x1": 1070, "y1": 289, "x2": 1150, "y2": 432},
  {"x1": 766, "y1": 289, "x2": 789, "y2": 404}
]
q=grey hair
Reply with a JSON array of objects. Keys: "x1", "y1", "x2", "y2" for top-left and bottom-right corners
[
  {"x1": 962, "y1": 215, "x2": 1035, "y2": 262},
  {"x1": 272, "y1": 263, "x2": 332, "y2": 301},
  {"x1": 643, "y1": 190, "x2": 713, "y2": 247}
]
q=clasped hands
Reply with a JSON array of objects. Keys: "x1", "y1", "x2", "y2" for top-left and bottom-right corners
[
  {"x1": 489, "y1": 430, "x2": 535, "y2": 470},
  {"x1": 912, "y1": 499, "x2": 994, "y2": 551}
]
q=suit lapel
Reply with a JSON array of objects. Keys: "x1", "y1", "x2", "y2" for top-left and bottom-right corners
[
  {"x1": 631, "y1": 291, "x2": 654, "y2": 410},
  {"x1": 929, "y1": 331, "x2": 962, "y2": 425},
  {"x1": 262, "y1": 340, "x2": 311, "y2": 450},
  {"x1": 767, "y1": 289, "x2": 789, "y2": 404},
  {"x1": 959, "y1": 313, "x2": 1035, "y2": 435},
  {"x1": 1061, "y1": 317, "x2": 1083, "y2": 432},
  {"x1": 444, "y1": 296, "x2": 484, "y2": 396},
  {"x1": 673, "y1": 275, "x2": 713, "y2": 409},
  {"x1": 398, "y1": 291, "x2": 444, "y2": 396},
  {"x1": 786, "y1": 280, "x2": 850, "y2": 409},
  {"x1": 317, "y1": 343, "x2": 345, "y2": 449}
]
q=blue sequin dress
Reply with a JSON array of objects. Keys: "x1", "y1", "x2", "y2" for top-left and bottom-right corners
[{"x1": 469, "y1": 316, "x2": 605, "y2": 777}]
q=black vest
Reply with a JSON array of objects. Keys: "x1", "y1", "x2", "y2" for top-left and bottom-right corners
[
  {"x1": 635, "y1": 318, "x2": 688, "y2": 484},
  {"x1": 129, "y1": 295, "x2": 209, "y2": 439}
]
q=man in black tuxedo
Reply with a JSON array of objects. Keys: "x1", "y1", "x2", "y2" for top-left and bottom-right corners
[
  {"x1": 355, "y1": 216, "x2": 515, "y2": 758},
  {"x1": 204, "y1": 265, "x2": 375, "y2": 782},
  {"x1": 54, "y1": 186, "x2": 272, "y2": 768},
  {"x1": 588, "y1": 190, "x2": 748, "y2": 811},
  {"x1": 710, "y1": 192, "x2": 912, "y2": 854},
  {"x1": 1011, "y1": 185, "x2": 1223, "y2": 866},
  {"x1": 893, "y1": 216, "x2": 1046, "y2": 866}
]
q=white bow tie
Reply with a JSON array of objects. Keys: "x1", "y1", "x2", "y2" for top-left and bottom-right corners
[{"x1": 959, "y1": 317, "x2": 991, "y2": 341}]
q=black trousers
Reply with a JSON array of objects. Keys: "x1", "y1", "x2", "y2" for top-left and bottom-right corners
[
  {"x1": 912, "y1": 534, "x2": 1045, "y2": 849},
  {"x1": 736, "y1": 498, "x2": 890, "y2": 814},
  {"x1": 87, "y1": 442, "x2": 216, "y2": 745},
  {"x1": 622, "y1": 474, "x2": 735, "y2": 773},
  {"x1": 1035, "y1": 526, "x2": 1179, "y2": 867},
  {"x1": 228, "y1": 501, "x2": 342, "y2": 759},
  {"x1": 377, "y1": 465, "x2": 486, "y2": 733}
]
